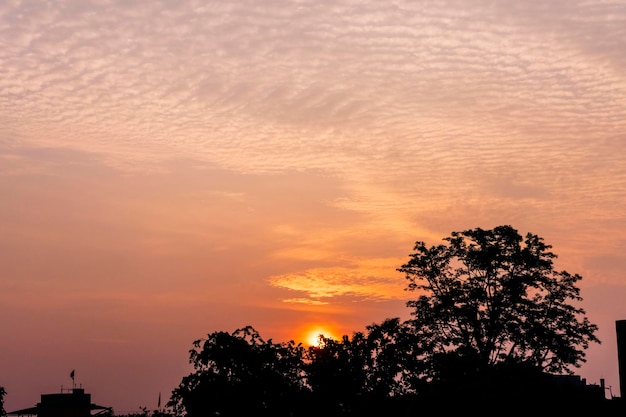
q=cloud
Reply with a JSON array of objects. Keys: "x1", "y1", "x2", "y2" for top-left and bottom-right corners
[
  {"x1": 2, "y1": 0, "x2": 624, "y2": 313},
  {"x1": 1, "y1": 0, "x2": 624, "y2": 176},
  {"x1": 281, "y1": 298, "x2": 330, "y2": 306},
  {"x1": 3, "y1": 0, "x2": 622, "y2": 257},
  {"x1": 268, "y1": 257, "x2": 409, "y2": 303}
]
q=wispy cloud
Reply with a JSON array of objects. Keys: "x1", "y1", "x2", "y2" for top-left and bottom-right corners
[{"x1": 268, "y1": 258, "x2": 408, "y2": 303}]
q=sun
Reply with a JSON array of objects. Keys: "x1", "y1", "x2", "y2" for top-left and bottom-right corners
[
  {"x1": 304, "y1": 326, "x2": 338, "y2": 347},
  {"x1": 307, "y1": 331, "x2": 325, "y2": 347}
]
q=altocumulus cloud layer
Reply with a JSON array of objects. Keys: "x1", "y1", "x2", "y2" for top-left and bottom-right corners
[
  {"x1": 1, "y1": 0, "x2": 626, "y2": 408},
  {"x1": 2, "y1": 0, "x2": 626, "y2": 298},
  {"x1": 1, "y1": 0, "x2": 626, "y2": 305}
]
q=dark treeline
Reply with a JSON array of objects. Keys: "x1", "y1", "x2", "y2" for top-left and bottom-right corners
[
  {"x1": 166, "y1": 325, "x2": 613, "y2": 417},
  {"x1": 160, "y1": 226, "x2": 621, "y2": 417}
]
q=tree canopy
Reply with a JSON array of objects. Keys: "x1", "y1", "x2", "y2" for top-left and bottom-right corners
[
  {"x1": 169, "y1": 225, "x2": 606, "y2": 416},
  {"x1": 397, "y1": 225, "x2": 600, "y2": 376},
  {"x1": 168, "y1": 326, "x2": 308, "y2": 417},
  {"x1": 304, "y1": 318, "x2": 422, "y2": 414}
]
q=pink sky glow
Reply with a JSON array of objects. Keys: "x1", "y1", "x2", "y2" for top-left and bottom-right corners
[{"x1": 1, "y1": 0, "x2": 626, "y2": 413}]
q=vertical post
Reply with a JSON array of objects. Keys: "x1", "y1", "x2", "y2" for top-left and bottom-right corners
[
  {"x1": 616, "y1": 320, "x2": 626, "y2": 399},
  {"x1": 600, "y1": 378, "x2": 606, "y2": 399}
]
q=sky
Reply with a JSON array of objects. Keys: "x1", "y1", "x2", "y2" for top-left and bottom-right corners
[{"x1": 1, "y1": 0, "x2": 626, "y2": 412}]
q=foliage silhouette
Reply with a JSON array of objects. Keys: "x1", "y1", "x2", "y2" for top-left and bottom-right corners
[
  {"x1": 303, "y1": 319, "x2": 424, "y2": 415},
  {"x1": 304, "y1": 333, "x2": 368, "y2": 414},
  {"x1": 398, "y1": 225, "x2": 600, "y2": 377},
  {"x1": 168, "y1": 326, "x2": 308, "y2": 417},
  {"x1": 169, "y1": 225, "x2": 610, "y2": 416},
  {"x1": 0, "y1": 386, "x2": 6, "y2": 417},
  {"x1": 115, "y1": 407, "x2": 171, "y2": 417},
  {"x1": 361, "y1": 318, "x2": 424, "y2": 397}
]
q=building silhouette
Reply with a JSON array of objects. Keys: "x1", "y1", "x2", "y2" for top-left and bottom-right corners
[
  {"x1": 6, "y1": 387, "x2": 111, "y2": 417},
  {"x1": 617, "y1": 319, "x2": 626, "y2": 400}
]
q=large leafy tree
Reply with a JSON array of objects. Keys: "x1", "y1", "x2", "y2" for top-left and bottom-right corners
[
  {"x1": 397, "y1": 225, "x2": 599, "y2": 377},
  {"x1": 168, "y1": 326, "x2": 308, "y2": 417}
]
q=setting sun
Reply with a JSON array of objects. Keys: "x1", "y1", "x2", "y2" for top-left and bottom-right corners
[{"x1": 304, "y1": 326, "x2": 339, "y2": 347}]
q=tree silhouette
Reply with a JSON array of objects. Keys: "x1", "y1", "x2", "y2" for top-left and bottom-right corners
[
  {"x1": 168, "y1": 326, "x2": 308, "y2": 417},
  {"x1": 362, "y1": 318, "x2": 424, "y2": 397},
  {"x1": 397, "y1": 225, "x2": 601, "y2": 407},
  {"x1": 168, "y1": 225, "x2": 608, "y2": 416},
  {"x1": 303, "y1": 320, "x2": 423, "y2": 416},
  {"x1": 0, "y1": 386, "x2": 6, "y2": 417},
  {"x1": 304, "y1": 333, "x2": 369, "y2": 414}
]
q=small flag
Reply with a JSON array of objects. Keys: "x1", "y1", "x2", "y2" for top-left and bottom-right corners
[{"x1": 70, "y1": 370, "x2": 75, "y2": 380}]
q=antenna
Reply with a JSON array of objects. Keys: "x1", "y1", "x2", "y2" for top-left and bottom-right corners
[{"x1": 605, "y1": 385, "x2": 615, "y2": 399}]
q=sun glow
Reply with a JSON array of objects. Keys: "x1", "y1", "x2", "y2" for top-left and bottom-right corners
[{"x1": 304, "y1": 326, "x2": 339, "y2": 347}]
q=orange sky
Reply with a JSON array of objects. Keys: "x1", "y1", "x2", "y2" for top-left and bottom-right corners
[{"x1": 1, "y1": 0, "x2": 626, "y2": 412}]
